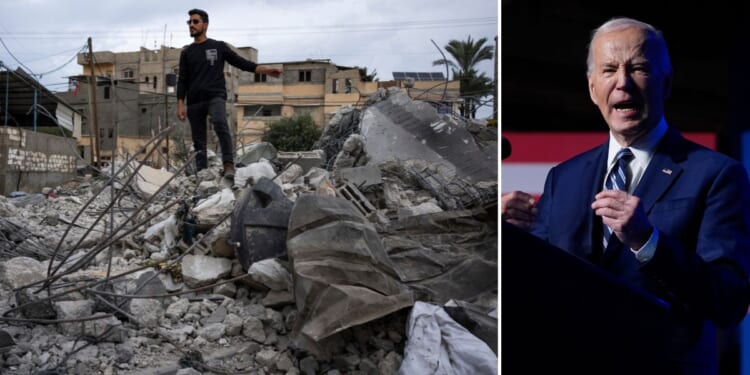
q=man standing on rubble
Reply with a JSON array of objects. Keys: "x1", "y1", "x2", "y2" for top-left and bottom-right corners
[{"x1": 177, "y1": 8, "x2": 282, "y2": 179}]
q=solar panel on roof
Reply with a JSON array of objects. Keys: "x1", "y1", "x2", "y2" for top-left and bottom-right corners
[{"x1": 392, "y1": 71, "x2": 447, "y2": 81}]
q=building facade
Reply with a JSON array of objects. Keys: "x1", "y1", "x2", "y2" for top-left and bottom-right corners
[{"x1": 58, "y1": 46, "x2": 461, "y2": 164}]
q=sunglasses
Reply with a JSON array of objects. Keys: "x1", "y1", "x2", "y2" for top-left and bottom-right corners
[{"x1": 186, "y1": 19, "x2": 202, "y2": 25}]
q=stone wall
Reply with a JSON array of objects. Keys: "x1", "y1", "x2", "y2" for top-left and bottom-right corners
[{"x1": 0, "y1": 128, "x2": 77, "y2": 195}]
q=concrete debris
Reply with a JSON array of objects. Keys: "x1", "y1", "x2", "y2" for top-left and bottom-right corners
[
  {"x1": 234, "y1": 158, "x2": 276, "y2": 187},
  {"x1": 336, "y1": 165, "x2": 383, "y2": 188},
  {"x1": 0, "y1": 256, "x2": 46, "y2": 289},
  {"x1": 314, "y1": 105, "x2": 362, "y2": 169},
  {"x1": 143, "y1": 215, "x2": 179, "y2": 252},
  {"x1": 181, "y1": 254, "x2": 233, "y2": 288},
  {"x1": 191, "y1": 188, "x2": 235, "y2": 226},
  {"x1": 235, "y1": 142, "x2": 278, "y2": 167},
  {"x1": 360, "y1": 87, "x2": 497, "y2": 183},
  {"x1": 276, "y1": 150, "x2": 326, "y2": 174},
  {"x1": 0, "y1": 85, "x2": 496, "y2": 374},
  {"x1": 130, "y1": 164, "x2": 174, "y2": 199},
  {"x1": 248, "y1": 258, "x2": 293, "y2": 291},
  {"x1": 332, "y1": 133, "x2": 370, "y2": 171}
]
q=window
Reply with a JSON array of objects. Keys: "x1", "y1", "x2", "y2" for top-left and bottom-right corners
[
  {"x1": 122, "y1": 69, "x2": 134, "y2": 79},
  {"x1": 108, "y1": 129, "x2": 114, "y2": 138},
  {"x1": 332, "y1": 79, "x2": 338, "y2": 93},
  {"x1": 145, "y1": 76, "x2": 149, "y2": 83},
  {"x1": 103, "y1": 86, "x2": 110, "y2": 99},
  {"x1": 254, "y1": 73, "x2": 267, "y2": 82},
  {"x1": 299, "y1": 70, "x2": 311, "y2": 82},
  {"x1": 243, "y1": 105, "x2": 281, "y2": 117},
  {"x1": 141, "y1": 107, "x2": 147, "y2": 114},
  {"x1": 153, "y1": 76, "x2": 158, "y2": 90}
]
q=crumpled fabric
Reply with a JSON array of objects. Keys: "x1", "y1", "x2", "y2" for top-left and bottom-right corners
[{"x1": 399, "y1": 301, "x2": 497, "y2": 375}]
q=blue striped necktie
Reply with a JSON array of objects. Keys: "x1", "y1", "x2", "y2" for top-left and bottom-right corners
[{"x1": 603, "y1": 148, "x2": 634, "y2": 249}]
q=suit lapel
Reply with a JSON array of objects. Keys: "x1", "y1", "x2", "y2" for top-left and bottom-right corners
[
  {"x1": 633, "y1": 127, "x2": 685, "y2": 214},
  {"x1": 586, "y1": 145, "x2": 609, "y2": 263}
]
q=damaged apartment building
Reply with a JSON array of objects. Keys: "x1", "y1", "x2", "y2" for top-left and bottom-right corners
[
  {"x1": 56, "y1": 44, "x2": 462, "y2": 168},
  {"x1": 0, "y1": 43, "x2": 495, "y2": 374}
]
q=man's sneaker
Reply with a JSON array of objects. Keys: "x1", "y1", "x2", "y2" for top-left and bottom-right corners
[{"x1": 223, "y1": 162, "x2": 235, "y2": 180}]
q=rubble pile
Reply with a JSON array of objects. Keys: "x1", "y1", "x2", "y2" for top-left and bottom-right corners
[{"x1": 0, "y1": 90, "x2": 498, "y2": 374}]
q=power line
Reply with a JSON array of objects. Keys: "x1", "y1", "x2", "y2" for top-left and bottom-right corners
[
  {"x1": 0, "y1": 37, "x2": 35, "y2": 75},
  {"x1": 0, "y1": 16, "x2": 497, "y2": 39},
  {"x1": 34, "y1": 44, "x2": 88, "y2": 79}
]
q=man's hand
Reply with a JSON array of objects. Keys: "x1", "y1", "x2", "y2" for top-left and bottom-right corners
[
  {"x1": 501, "y1": 191, "x2": 537, "y2": 230},
  {"x1": 257, "y1": 65, "x2": 282, "y2": 78},
  {"x1": 177, "y1": 101, "x2": 186, "y2": 122},
  {"x1": 592, "y1": 190, "x2": 653, "y2": 249}
]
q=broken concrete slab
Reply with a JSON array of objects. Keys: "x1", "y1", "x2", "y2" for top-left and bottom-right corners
[
  {"x1": 332, "y1": 134, "x2": 370, "y2": 170},
  {"x1": 54, "y1": 300, "x2": 95, "y2": 335},
  {"x1": 191, "y1": 188, "x2": 236, "y2": 227},
  {"x1": 336, "y1": 165, "x2": 382, "y2": 188},
  {"x1": 236, "y1": 142, "x2": 278, "y2": 167},
  {"x1": 248, "y1": 258, "x2": 292, "y2": 291},
  {"x1": 286, "y1": 194, "x2": 413, "y2": 354},
  {"x1": 359, "y1": 89, "x2": 497, "y2": 183},
  {"x1": 131, "y1": 164, "x2": 174, "y2": 199},
  {"x1": 0, "y1": 256, "x2": 47, "y2": 289},
  {"x1": 276, "y1": 150, "x2": 326, "y2": 174},
  {"x1": 382, "y1": 209, "x2": 497, "y2": 307},
  {"x1": 181, "y1": 254, "x2": 232, "y2": 289}
]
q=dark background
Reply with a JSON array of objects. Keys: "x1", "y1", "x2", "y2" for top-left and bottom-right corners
[
  {"x1": 501, "y1": 0, "x2": 746, "y2": 160},
  {"x1": 501, "y1": 1, "x2": 747, "y2": 373}
]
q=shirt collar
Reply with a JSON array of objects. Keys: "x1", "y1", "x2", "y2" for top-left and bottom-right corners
[{"x1": 607, "y1": 117, "x2": 668, "y2": 166}]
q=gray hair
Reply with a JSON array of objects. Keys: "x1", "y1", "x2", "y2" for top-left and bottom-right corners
[{"x1": 585, "y1": 17, "x2": 672, "y2": 77}]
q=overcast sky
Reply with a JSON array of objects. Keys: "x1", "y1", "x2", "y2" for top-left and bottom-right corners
[{"x1": 0, "y1": 0, "x2": 498, "y2": 118}]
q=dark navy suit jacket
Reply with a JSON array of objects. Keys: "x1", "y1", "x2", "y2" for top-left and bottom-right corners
[{"x1": 530, "y1": 127, "x2": 750, "y2": 374}]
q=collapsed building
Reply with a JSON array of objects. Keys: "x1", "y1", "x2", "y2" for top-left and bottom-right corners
[{"x1": 0, "y1": 87, "x2": 498, "y2": 374}]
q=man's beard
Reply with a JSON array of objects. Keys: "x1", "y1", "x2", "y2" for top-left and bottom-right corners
[{"x1": 190, "y1": 29, "x2": 203, "y2": 38}]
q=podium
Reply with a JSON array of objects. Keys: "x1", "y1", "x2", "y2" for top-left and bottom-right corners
[{"x1": 502, "y1": 222, "x2": 674, "y2": 373}]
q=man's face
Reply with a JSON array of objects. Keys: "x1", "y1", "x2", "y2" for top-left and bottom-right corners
[
  {"x1": 188, "y1": 15, "x2": 207, "y2": 38},
  {"x1": 587, "y1": 27, "x2": 670, "y2": 141}
]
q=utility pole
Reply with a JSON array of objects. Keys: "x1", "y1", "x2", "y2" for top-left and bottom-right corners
[
  {"x1": 494, "y1": 35, "x2": 498, "y2": 120},
  {"x1": 165, "y1": 100, "x2": 169, "y2": 170},
  {"x1": 87, "y1": 37, "x2": 102, "y2": 170},
  {"x1": 163, "y1": 45, "x2": 170, "y2": 169}
]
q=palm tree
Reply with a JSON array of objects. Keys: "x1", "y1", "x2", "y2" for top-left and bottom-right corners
[
  {"x1": 433, "y1": 36, "x2": 495, "y2": 118},
  {"x1": 362, "y1": 67, "x2": 378, "y2": 82}
]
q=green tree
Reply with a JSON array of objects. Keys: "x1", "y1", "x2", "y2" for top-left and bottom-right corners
[
  {"x1": 433, "y1": 35, "x2": 495, "y2": 118},
  {"x1": 262, "y1": 114, "x2": 322, "y2": 151}
]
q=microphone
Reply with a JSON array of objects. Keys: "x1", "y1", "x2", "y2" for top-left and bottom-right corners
[{"x1": 502, "y1": 136, "x2": 512, "y2": 160}]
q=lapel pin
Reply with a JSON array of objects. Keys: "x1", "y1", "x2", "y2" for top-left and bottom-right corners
[{"x1": 662, "y1": 168, "x2": 672, "y2": 175}]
